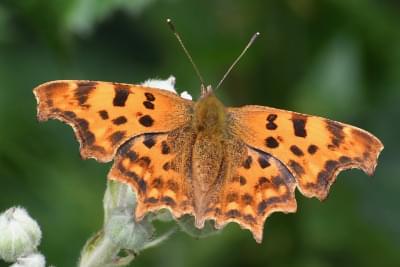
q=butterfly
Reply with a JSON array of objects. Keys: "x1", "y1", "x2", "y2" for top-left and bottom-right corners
[{"x1": 33, "y1": 22, "x2": 383, "y2": 243}]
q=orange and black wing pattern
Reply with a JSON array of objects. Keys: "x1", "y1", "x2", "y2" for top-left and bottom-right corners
[
  {"x1": 228, "y1": 105, "x2": 383, "y2": 200},
  {"x1": 201, "y1": 145, "x2": 297, "y2": 242},
  {"x1": 34, "y1": 80, "x2": 193, "y2": 162}
]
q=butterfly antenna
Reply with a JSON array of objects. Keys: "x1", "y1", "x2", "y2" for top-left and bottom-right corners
[
  {"x1": 215, "y1": 32, "x2": 260, "y2": 91},
  {"x1": 167, "y1": 18, "x2": 206, "y2": 87}
]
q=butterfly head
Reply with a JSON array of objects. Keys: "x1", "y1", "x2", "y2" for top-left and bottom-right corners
[{"x1": 200, "y1": 84, "x2": 214, "y2": 98}]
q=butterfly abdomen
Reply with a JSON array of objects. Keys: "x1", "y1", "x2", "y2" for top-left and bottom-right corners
[{"x1": 191, "y1": 133, "x2": 225, "y2": 221}]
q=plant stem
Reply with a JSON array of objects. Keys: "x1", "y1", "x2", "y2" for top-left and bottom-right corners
[{"x1": 79, "y1": 232, "x2": 122, "y2": 267}]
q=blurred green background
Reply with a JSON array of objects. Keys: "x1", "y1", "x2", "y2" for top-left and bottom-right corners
[{"x1": 0, "y1": 0, "x2": 399, "y2": 266}]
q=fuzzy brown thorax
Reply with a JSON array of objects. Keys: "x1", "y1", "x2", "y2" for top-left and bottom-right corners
[{"x1": 193, "y1": 88, "x2": 226, "y2": 135}]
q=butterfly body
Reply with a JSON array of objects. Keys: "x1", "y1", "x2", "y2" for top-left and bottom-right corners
[
  {"x1": 34, "y1": 79, "x2": 383, "y2": 242},
  {"x1": 167, "y1": 88, "x2": 245, "y2": 226}
]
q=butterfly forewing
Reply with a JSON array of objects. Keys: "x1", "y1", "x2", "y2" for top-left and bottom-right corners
[
  {"x1": 228, "y1": 105, "x2": 383, "y2": 200},
  {"x1": 34, "y1": 80, "x2": 193, "y2": 162}
]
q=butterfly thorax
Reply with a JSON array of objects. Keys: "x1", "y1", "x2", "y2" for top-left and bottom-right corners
[
  {"x1": 193, "y1": 90, "x2": 226, "y2": 133},
  {"x1": 191, "y1": 91, "x2": 230, "y2": 222}
]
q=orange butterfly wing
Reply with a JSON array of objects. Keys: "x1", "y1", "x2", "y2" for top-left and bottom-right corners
[
  {"x1": 201, "y1": 146, "x2": 297, "y2": 242},
  {"x1": 228, "y1": 105, "x2": 383, "y2": 200},
  {"x1": 34, "y1": 80, "x2": 193, "y2": 162},
  {"x1": 108, "y1": 131, "x2": 194, "y2": 220}
]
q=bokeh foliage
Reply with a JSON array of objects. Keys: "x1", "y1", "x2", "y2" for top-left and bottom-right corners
[{"x1": 0, "y1": 0, "x2": 399, "y2": 266}]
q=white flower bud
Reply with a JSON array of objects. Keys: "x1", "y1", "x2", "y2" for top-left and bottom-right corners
[
  {"x1": 141, "y1": 76, "x2": 193, "y2": 100},
  {"x1": 180, "y1": 91, "x2": 192, "y2": 100},
  {"x1": 0, "y1": 207, "x2": 42, "y2": 262},
  {"x1": 10, "y1": 253, "x2": 46, "y2": 267},
  {"x1": 142, "y1": 76, "x2": 176, "y2": 93},
  {"x1": 104, "y1": 209, "x2": 154, "y2": 251}
]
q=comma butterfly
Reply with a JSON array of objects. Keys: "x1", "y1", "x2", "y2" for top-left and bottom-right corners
[{"x1": 33, "y1": 20, "x2": 383, "y2": 242}]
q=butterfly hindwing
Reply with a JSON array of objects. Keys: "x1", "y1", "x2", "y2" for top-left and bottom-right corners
[
  {"x1": 228, "y1": 105, "x2": 383, "y2": 200},
  {"x1": 108, "y1": 132, "x2": 194, "y2": 220},
  {"x1": 203, "y1": 146, "x2": 297, "y2": 242},
  {"x1": 34, "y1": 80, "x2": 193, "y2": 162}
]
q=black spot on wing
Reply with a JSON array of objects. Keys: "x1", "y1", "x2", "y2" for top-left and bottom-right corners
[
  {"x1": 63, "y1": 111, "x2": 76, "y2": 119},
  {"x1": 145, "y1": 197, "x2": 159, "y2": 204},
  {"x1": 161, "y1": 141, "x2": 170, "y2": 154},
  {"x1": 290, "y1": 145, "x2": 304, "y2": 156},
  {"x1": 325, "y1": 160, "x2": 339, "y2": 173},
  {"x1": 292, "y1": 114, "x2": 307, "y2": 138},
  {"x1": 265, "y1": 136, "x2": 279, "y2": 148},
  {"x1": 162, "y1": 162, "x2": 170, "y2": 171},
  {"x1": 83, "y1": 131, "x2": 96, "y2": 146},
  {"x1": 326, "y1": 120, "x2": 345, "y2": 148},
  {"x1": 239, "y1": 176, "x2": 247, "y2": 186},
  {"x1": 314, "y1": 160, "x2": 340, "y2": 189},
  {"x1": 139, "y1": 115, "x2": 154, "y2": 127},
  {"x1": 339, "y1": 156, "x2": 351, "y2": 164},
  {"x1": 109, "y1": 131, "x2": 126, "y2": 145},
  {"x1": 125, "y1": 170, "x2": 140, "y2": 182},
  {"x1": 112, "y1": 116, "x2": 127, "y2": 125},
  {"x1": 126, "y1": 151, "x2": 138, "y2": 161},
  {"x1": 271, "y1": 175, "x2": 285, "y2": 187},
  {"x1": 226, "y1": 209, "x2": 240, "y2": 218},
  {"x1": 116, "y1": 139, "x2": 132, "y2": 155},
  {"x1": 266, "y1": 114, "x2": 278, "y2": 130},
  {"x1": 266, "y1": 122, "x2": 277, "y2": 130},
  {"x1": 317, "y1": 171, "x2": 329, "y2": 188},
  {"x1": 113, "y1": 87, "x2": 130, "y2": 106},
  {"x1": 76, "y1": 118, "x2": 89, "y2": 130},
  {"x1": 288, "y1": 160, "x2": 305, "y2": 177},
  {"x1": 258, "y1": 177, "x2": 268, "y2": 186},
  {"x1": 143, "y1": 135, "x2": 156, "y2": 148},
  {"x1": 116, "y1": 162, "x2": 127, "y2": 173},
  {"x1": 242, "y1": 194, "x2": 253, "y2": 205},
  {"x1": 307, "y1": 144, "x2": 318, "y2": 154},
  {"x1": 138, "y1": 179, "x2": 147, "y2": 193},
  {"x1": 75, "y1": 81, "x2": 97, "y2": 105},
  {"x1": 138, "y1": 156, "x2": 151, "y2": 167},
  {"x1": 258, "y1": 155, "x2": 270, "y2": 169},
  {"x1": 143, "y1": 101, "x2": 154, "y2": 109},
  {"x1": 145, "y1": 92, "x2": 156, "y2": 101},
  {"x1": 98, "y1": 110, "x2": 109, "y2": 120},
  {"x1": 75, "y1": 118, "x2": 95, "y2": 145},
  {"x1": 257, "y1": 197, "x2": 280, "y2": 215},
  {"x1": 242, "y1": 156, "x2": 252, "y2": 169},
  {"x1": 162, "y1": 196, "x2": 176, "y2": 207}
]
